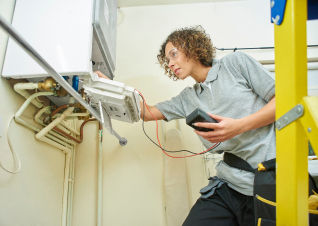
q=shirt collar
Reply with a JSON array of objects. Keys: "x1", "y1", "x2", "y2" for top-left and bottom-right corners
[
  {"x1": 195, "y1": 59, "x2": 220, "y2": 93},
  {"x1": 205, "y1": 59, "x2": 220, "y2": 83}
]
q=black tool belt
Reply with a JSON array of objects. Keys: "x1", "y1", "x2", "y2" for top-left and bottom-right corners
[{"x1": 223, "y1": 152, "x2": 255, "y2": 173}]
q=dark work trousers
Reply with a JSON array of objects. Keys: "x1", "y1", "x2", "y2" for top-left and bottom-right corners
[{"x1": 182, "y1": 183, "x2": 255, "y2": 226}]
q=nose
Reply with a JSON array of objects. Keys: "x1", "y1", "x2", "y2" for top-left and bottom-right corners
[{"x1": 168, "y1": 59, "x2": 175, "y2": 69}]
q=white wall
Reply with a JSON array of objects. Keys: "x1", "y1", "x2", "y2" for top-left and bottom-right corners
[
  {"x1": 115, "y1": 0, "x2": 318, "y2": 92},
  {"x1": 0, "y1": 1, "x2": 66, "y2": 225}
]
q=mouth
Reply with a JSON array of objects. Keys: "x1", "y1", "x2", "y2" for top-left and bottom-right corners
[{"x1": 174, "y1": 68, "x2": 180, "y2": 75}]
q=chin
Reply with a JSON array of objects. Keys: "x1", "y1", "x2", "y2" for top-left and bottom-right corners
[{"x1": 179, "y1": 74, "x2": 189, "y2": 80}]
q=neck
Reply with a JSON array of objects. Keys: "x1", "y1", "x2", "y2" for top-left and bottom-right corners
[{"x1": 191, "y1": 64, "x2": 211, "y2": 83}]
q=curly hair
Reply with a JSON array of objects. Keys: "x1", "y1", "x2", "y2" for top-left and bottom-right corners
[{"x1": 157, "y1": 25, "x2": 215, "y2": 80}]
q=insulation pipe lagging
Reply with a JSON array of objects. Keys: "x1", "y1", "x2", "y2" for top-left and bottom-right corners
[
  {"x1": 35, "y1": 107, "x2": 74, "y2": 141},
  {"x1": 14, "y1": 83, "x2": 43, "y2": 108},
  {"x1": 59, "y1": 121, "x2": 80, "y2": 136},
  {"x1": 15, "y1": 92, "x2": 53, "y2": 122},
  {"x1": 34, "y1": 107, "x2": 76, "y2": 146},
  {"x1": 14, "y1": 92, "x2": 73, "y2": 151}
]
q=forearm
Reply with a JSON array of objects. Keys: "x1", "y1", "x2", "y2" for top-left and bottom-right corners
[
  {"x1": 238, "y1": 96, "x2": 276, "y2": 133},
  {"x1": 140, "y1": 102, "x2": 165, "y2": 121}
]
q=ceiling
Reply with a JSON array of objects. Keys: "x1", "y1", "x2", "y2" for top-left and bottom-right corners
[{"x1": 117, "y1": 0, "x2": 239, "y2": 8}]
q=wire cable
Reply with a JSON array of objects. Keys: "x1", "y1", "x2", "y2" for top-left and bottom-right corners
[
  {"x1": 215, "y1": 44, "x2": 318, "y2": 51},
  {"x1": 0, "y1": 117, "x2": 21, "y2": 174},
  {"x1": 135, "y1": 89, "x2": 221, "y2": 158}
]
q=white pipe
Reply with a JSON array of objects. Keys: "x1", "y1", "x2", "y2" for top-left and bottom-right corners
[
  {"x1": 34, "y1": 106, "x2": 51, "y2": 125},
  {"x1": 34, "y1": 107, "x2": 76, "y2": 146},
  {"x1": 15, "y1": 92, "x2": 53, "y2": 119},
  {"x1": 36, "y1": 135, "x2": 71, "y2": 153},
  {"x1": 52, "y1": 113, "x2": 90, "y2": 119},
  {"x1": 67, "y1": 143, "x2": 76, "y2": 226},
  {"x1": 14, "y1": 95, "x2": 71, "y2": 147},
  {"x1": 14, "y1": 94, "x2": 73, "y2": 149},
  {"x1": 59, "y1": 122, "x2": 80, "y2": 136},
  {"x1": 46, "y1": 133, "x2": 73, "y2": 149},
  {"x1": 14, "y1": 82, "x2": 43, "y2": 108},
  {"x1": 55, "y1": 124, "x2": 77, "y2": 137},
  {"x1": 61, "y1": 151, "x2": 71, "y2": 226},
  {"x1": 16, "y1": 112, "x2": 73, "y2": 150},
  {"x1": 35, "y1": 107, "x2": 74, "y2": 140},
  {"x1": 67, "y1": 113, "x2": 90, "y2": 118},
  {"x1": 17, "y1": 92, "x2": 76, "y2": 146},
  {"x1": 51, "y1": 116, "x2": 82, "y2": 137},
  {"x1": 97, "y1": 128, "x2": 103, "y2": 226}
]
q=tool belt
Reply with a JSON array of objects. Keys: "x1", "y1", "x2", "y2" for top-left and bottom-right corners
[{"x1": 223, "y1": 152, "x2": 318, "y2": 226}]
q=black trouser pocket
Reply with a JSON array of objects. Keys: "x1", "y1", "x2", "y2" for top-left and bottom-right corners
[
  {"x1": 254, "y1": 194, "x2": 276, "y2": 222},
  {"x1": 254, "y1": 194, "x2": 276, "y2": 225}
]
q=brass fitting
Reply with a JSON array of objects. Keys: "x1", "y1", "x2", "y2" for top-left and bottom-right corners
[{"x1": 38, "y1": 78, "x2": 57, "y2": 91}]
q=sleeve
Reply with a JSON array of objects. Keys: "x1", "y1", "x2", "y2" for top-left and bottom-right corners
[
  {"x1": 236, "y1": 52, "x2": 275, "y2": 102},
  {"x1": 155, "y1": 89, "x2": 188, "y2": 121}
]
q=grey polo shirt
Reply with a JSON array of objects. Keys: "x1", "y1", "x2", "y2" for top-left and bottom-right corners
[{"x1": 155, "y1": 51, "x2": 276, "y2": 196}]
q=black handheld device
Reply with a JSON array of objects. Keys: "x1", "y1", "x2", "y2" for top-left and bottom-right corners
[{"x1": 186, "y1": 108, "x2": 217, "y2": 132}]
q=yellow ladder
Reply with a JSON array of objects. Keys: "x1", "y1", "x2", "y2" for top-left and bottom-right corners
[{"x1": 275, "y1": 0, "x2": 318, "y2": 225}]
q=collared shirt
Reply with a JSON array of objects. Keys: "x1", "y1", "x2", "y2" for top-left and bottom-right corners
[{"x1": 155, "y1": 51, "x2": 275, "y2": 196}]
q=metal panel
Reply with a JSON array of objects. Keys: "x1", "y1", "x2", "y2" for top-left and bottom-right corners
[{"x1": 93, "y1": 0, "x2": 117, "y2": 79}]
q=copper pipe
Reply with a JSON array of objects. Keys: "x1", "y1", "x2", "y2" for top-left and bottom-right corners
[
  {"x1": 80, "y1": 119, "x2": 98, "y2": 142},
  {"x1": 53, "y1": 127, "x2": 81, "y2": 143},
  {"x1": 39, "y1": 115, "x2": 98, "y2": 144},
  {"x1": 51, "y1": 104, "x2": 68, "y2": 117},
  {"x1": 51, "y1": 118, "x2": 98, "y2": 144}
]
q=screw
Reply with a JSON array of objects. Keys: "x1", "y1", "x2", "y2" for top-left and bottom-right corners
[{"x1": 297, "y1": 106, "x2": 303, "y2": 114}]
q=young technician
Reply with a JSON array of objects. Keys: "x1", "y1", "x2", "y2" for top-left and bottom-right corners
[{"x1": 98, "y1": 26, "x2": 276, "y2": 226}]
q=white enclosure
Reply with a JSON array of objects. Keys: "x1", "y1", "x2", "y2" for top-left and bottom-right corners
[{"x1": 2, "y1": 0, "x2": 117, "y2": 79}]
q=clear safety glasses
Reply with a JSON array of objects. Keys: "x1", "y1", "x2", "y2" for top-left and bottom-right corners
[{"x1": 166, "y1": 48, "x2": 179, "y2": 63}]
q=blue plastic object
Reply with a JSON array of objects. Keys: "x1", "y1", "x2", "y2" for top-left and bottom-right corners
[
  {"x1": 271, "y1": 0, "x2": 318, "y2": 25},
  {"x1": 270, "y1": 0, "x2": 287, "y2": 25},
  {"x1": 72, "y1": 75, "x2": 79, "y2": 92}
]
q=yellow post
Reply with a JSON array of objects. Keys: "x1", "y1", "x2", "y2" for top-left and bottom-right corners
[{"x1": 274, "y1": 0, "x2": 308, "y2": 225}]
